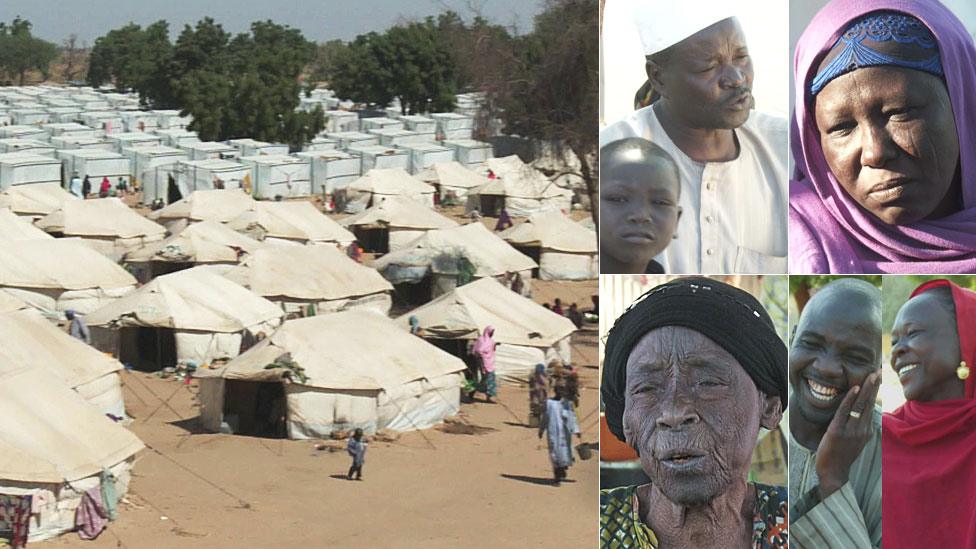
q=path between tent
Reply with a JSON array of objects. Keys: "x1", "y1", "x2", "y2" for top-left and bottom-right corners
[{"x1": 37, "y1": 282, "x2": 599, "y2": 548}]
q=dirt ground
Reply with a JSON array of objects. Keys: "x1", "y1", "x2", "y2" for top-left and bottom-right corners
[{"x1": 38, "y1": 281, "x2": 599, "y2": 549}]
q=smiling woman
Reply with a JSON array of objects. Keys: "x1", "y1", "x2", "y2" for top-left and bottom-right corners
[
  {"x1": 789, "y1": 0, "x2": 976, "y2": 273},
  {"x1": 600, "y1": 277, "x2": 789, "y2": 548}
]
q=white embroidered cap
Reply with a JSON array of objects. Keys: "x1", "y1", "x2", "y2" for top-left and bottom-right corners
[{"x1": 633, "y1": 0, "x2": 737, "y2": 56}]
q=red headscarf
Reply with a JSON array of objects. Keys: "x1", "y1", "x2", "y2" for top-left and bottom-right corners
[{"x1": 883, "y1": 279, "x2": 976, "y2": 548}]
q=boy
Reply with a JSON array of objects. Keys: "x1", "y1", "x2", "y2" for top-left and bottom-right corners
[
  {"x1": 599, "y1": 137, "x2": 681, "y2": 273},
  {"x1": 346, "y1": 428, "x2": 367, "y2": 481}
]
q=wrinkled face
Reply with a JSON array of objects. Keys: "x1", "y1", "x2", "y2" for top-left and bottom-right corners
[
  {"x1": 789, "y1": 290, "x2": 880, "y2": 428},
  {"x1": 650, "y1": 18, "x2": 754, "y2": 130},
  {"x1": 600, "y1": 155, "x2": 681, "y2": 271},
  {"x1": 623, "y1": 326, "x2": 766, "y2": 506},
  {"x1": 891, "y1": 293, "x2": 964, "y2": 402},
  {"x1": 814, "y1": 66, "x2": 960, "y2": 225}
]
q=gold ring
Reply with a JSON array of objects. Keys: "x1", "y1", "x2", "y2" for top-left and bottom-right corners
[{"x1": 849, "y1": 411, "x2": 862, "y2": 419}]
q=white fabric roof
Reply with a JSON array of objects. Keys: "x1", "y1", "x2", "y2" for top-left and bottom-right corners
[
  {"x1": 478, "y1": 155, "x2": 572, "y2": 200},
  {"x1": 0, "y1": 367, "x2": 143, "y2": 483},
  {"x1": 125, "y1": 219, "x2": 261, "y2": 264},
  {"x1": 340, "y1": 196, "x2": 459, "y2": 231},
  {"x1": 36, "y1": 198, "x2": 166, "y2": 239},
  {"x1": 372, "y1": 222, "x2": 537, "y2": 277},
  {"x1": 0, "y1": 207, "x2": 54, "y2": 240},
  {"x1": 348, "y1": 168, "x2": 435, "y2": 197},
  {"x1": 499, "y1": 211, "x2": 597, "y2": 253},
  {"x1": 0, "y1": 308, "x2": 122, "y2": 388},
  {"x1": 0, "y1": 239, "x2": 137, "y2": 291},
  {"x1": 222, "y1": 244, "x2": 393, "y2": 301},
  {"x1": 148, "y1": 189, "x2": 256, "y2": 223},
  {"x1": 226, "y1": 201, "x2": 355, "y2": 244},
  {"x1": 85, "y1": 268, "x2": 283, "y2": 332},
  {"x1": 196, "y1": 310, "x2": 465, "y2": 391},
  {"x1": 0, "y1": 182, "x2": 79, "y2": 216},
  {"x1": 416, "y1": 161, "x2": 487, "y2": 190},
  {"x1": 396, "y1": 277, "x2": 576, "y2": 348},
  {"x1": 0, "y1": 290, "x2": 27, "y2": 312}
]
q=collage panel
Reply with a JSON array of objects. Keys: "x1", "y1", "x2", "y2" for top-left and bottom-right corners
[
  {"x1": 788, "y1": 0, "x2": 976, "y2": 274},
  {"x1": 787, "y1": 275, "x2": 882, "y2": 548},
  {"x1": 599, "y1": 275, "x2": 788, "y2": 548},
  {"x1": 599, "y1": 0, "x2": 790, "y2": 275}
]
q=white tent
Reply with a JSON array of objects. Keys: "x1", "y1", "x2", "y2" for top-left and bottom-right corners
[
  {"x1": 226, "y1": 200, "x2": 354, "y2": 245},
  {"x1": 345, "y1": 168, "x2": 436, "y2": 213},
  {"x1": 0, "y1": 152, "x2": 61, "y2": 190},
  {"x1": 0, "y1": 207, "x2": 54, "y2": 240},
  {"x1": 85, "y1": 269, "x2": 284, "y2": 369},
  {"x1": 0, "y1": 290, "x2": 27, "y2": 312},
  {"x1": 340, "y1": 196, "x2": 458, "y2": 253},
  {"x1": 499, "y1": 211, "x2": 598, "y2": 280},
  {"x1": 470, "y1": 155, "x2": 573, "y2": 216},
  {"x1": 147, "y1": 188, "x2": 256, "y2": 232},
  {"x1": 416, "y1": 161, "x2": 488, "y2": 202},
  {"x1": 35, "y1": 198, "x2": 167, "y2": 261},
  {"x1": 0, "y1": 308, "x2": 128, "y2": 416},
  {"x1": 173, "y1": 159, "x2": 251, "y2": 197},
  {"x1": 220, "y1": 244, "x2": 394, "y2": 315},
  {"x1": 0, "y1": 182, "x2": 79, "y2": 220},
  {"x1": 396, "y1": 277, "x2": 575, "y2": 382},
  {"x1": 372, "y1": 222, "x2": 537, "y2": 299},
  {"x1": 124, "y1": 220, "x2": 262, "y2": 282},
  {"x1": 0, "y1": 368, "x2": 143, "y2": 543},
  {"x1": 238, "y1": 154, "x2": 311, "y2": 199},
  {"x1": 195, "y1": 310, "x2": 466, "y2": 438},
  {"x1": 0, "y1": 239, "x2": 137, "y2": 315}
]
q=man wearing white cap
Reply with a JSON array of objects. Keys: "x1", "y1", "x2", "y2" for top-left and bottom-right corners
[{"x1": 600, "y1": 2, "x2": 787, "y2": 274}]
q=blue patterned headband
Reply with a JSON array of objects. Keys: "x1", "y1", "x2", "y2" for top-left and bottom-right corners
[{"x1": 810, "y1": 12, "x2": 944, "y2": 96}]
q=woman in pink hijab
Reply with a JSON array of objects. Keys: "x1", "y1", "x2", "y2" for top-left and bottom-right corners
[{"x1": 471, "y1": 326, "x2": 498, "y2": 403}]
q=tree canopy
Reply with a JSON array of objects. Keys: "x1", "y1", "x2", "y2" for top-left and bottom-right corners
[{"x1": 0, "y1": 17, "x2": 59, "y2": 85}]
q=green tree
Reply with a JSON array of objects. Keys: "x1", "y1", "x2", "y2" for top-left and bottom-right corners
[
  {"x1": 0, "y1": 17, "x2": 59, "y2": 85},
  {"x1": 308, "y1": 39, "x2": 346, "y2": 84},
  {"x1": 87, "y1": 21, "x2": 174, "y2": 105}
]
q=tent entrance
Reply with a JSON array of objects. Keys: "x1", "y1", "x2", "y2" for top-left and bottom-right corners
[
  {"x1": 147, "y1": 261, "x2": 194, "y2": 282},
  {"x1": 512, "y1": 245, "x2": 541, "y2": 277},
  {"x1": 479, "y1": 195, "x2": 505, "y2": 217},
  {"x1": 222, "y1": 380, "x2": 287, "y2": 438},
  {"x1": 353, "y1": 226, "x2": 389, "y2": 254},
  {"x1": 393, "y1": 275, "x2": 433, "y2": 308},
  {"x1": 118, "y1": 327, "x2": 177, "y2": 372}
]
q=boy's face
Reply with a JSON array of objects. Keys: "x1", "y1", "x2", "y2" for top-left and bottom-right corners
[{"x1": 601, "y1": 155, "x2": 681, "y2": 270}]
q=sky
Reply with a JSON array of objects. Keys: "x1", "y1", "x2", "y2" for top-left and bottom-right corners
[{"x1": 0, "y1": 0, "x2": 542, "y2": 45}]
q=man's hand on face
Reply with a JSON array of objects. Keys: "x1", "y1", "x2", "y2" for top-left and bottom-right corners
[{"x1": 814, "y1": 371, "x2": 881, "y2": 500}]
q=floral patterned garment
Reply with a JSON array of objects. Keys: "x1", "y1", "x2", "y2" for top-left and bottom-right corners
[{"x1": 600, "y1": 483, "x2": 788, "y2": 548}]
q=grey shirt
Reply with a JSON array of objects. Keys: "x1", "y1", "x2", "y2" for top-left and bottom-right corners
[
  {"x1": 69, "y1": 317, "x2": 91, "y2": 344},
  {"x1": 789, "y1": 406, "x2": 882, "y2": 549}
]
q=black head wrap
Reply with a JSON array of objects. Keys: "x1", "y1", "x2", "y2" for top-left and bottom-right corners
[{"x1": 601, "y1": 277, "x2": 788, "y2": 442}]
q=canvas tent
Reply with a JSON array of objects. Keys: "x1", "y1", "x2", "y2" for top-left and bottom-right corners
[
  {"x1": 416, "y1": 161, "x2": 487, "y2": 203},
  {"x1": 220, "y1": 244, "x2": 394, "y2": 315},
  {"x1": 0, "y1": 308, "x2": 127, "y2": 417},
  {"x1": 124, "y1": 220, "x2": 262, "y2": 282},
  {"x1": 0, "y1": 239, "x2": 137, "y2": 315},
  {"x1": 0, "y1": 182, "x2": 78, "y2": 220},
  {"x1": 396, "y1": 277, "x2": 575, "y2": 382},
  {"x1": 195, "y1": 310, "x2": 466, "y2": 438},
  {"x1": 498, "y1": 211, "x2": 598, "y2": 280},
  {"x1": 0, "y1": 290, "x2": 27, "y2": 313},
  {"x1": 372, "y1": 222, "x2": 537, "y2": 301},
  {"x1": 340, "y1": 196, "x2": 458, "y2": 254},
  {"x1": 0, "y1": 207, "x2": 54, "y2": 240},
  {"x1": 469, "y1": 155, "x2": 573, "y2": 216},
  {"x1": 0, "y1": 368, "x2": 142, "y2": 543},
  {"x1": 226, "y1": 201, "x2": 354, "y2": 245},
  {"x1": 147, "y1": 188, "x2": 256, "y2": 232},
  {"x1": 85, "y1": 269, "x2": 284, "y2": 370},
  {"x1": 344, "y1": 168, "x2": 435, "y2": 213},
  {"x1": 35, "y1": 198, "x2": 167, "y2": 261}
]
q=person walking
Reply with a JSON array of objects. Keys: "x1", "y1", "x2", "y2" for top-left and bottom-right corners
[
  {"x1": 539, "y1": 387, "x2": 580, "y2": 485},
  {"x1": 346, "y1": 428, "x2": 367, "y2": 481}
]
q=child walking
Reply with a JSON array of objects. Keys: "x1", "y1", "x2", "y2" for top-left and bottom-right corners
[{"x1": 346, "y1": 428, "x2": 367, "y2": 481}]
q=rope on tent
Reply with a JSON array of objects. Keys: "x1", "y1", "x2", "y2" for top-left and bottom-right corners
[
  {"x1": 124, "y1": 371, "x2": 186, "y2": 423},
  {"x1": 384, "y1": 388, "x2": 438, "y2": 451},
  {"x1": 144, "y1": 442, "x2": 253, "y2": 510},
  {"x1": 140, "y1": 382, "x2": 187, "y2": 424}
]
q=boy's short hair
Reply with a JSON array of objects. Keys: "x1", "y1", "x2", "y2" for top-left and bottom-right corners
[{"x1": 600, "y1": 137, "x2": 680, "y2": 196}]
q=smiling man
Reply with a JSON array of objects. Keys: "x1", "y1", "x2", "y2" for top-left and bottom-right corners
[
  {"x1": 599, "y1": 4, "x2": 787, "y2": 274},
  {"x1": 788, "y1": 278, "x2": 882, "y2": 548},
  {"x1": 601, "y1": 277, "x2": 788, "y2": 548}
]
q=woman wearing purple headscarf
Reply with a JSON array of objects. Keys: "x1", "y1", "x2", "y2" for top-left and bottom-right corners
[
  {"x1": 471, "y1": 326, "x2": 498, "y2": 403},
  {"x1": 790, "y1": 0, "x2": 976, "y2": 273}
]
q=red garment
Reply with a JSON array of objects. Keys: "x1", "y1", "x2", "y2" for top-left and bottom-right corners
[
  {"x1": 883, "y1": 279, "x2": 976, "y2": 548},
  {"x1": 0, "y1": 494, "x2": 31, "y2": 548},
  {"x1": 100, "y1": 178, "x2": 111, "y2": 192}
]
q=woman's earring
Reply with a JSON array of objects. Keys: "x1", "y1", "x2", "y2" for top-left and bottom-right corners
[{"x1": 958, "y1": 361, "x2": 970, "y2": 380}]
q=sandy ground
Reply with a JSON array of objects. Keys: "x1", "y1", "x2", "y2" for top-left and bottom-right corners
[{"x1": 38, "y1": 281, "x2": 599, "y2": 549}]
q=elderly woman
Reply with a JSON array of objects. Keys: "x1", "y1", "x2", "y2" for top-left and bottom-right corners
[
  {"x1": 600, "y1": 278, "x2": 788, "y2": 548},
  {"x1": 885, "y1": 279, "x2": 976, "y2": 548},
  {"x1": 789, "y1": 0, "x2": 976, "y2": 273}
]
